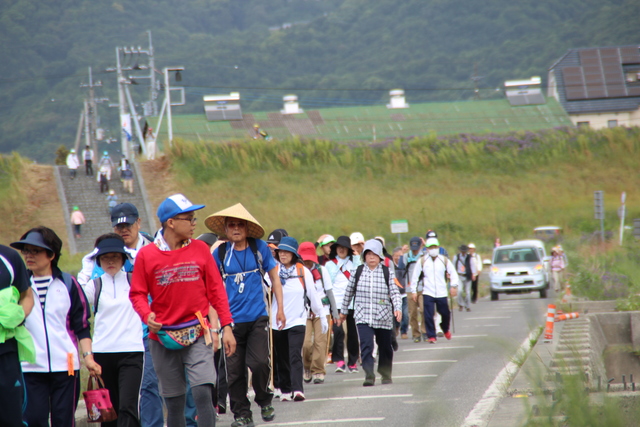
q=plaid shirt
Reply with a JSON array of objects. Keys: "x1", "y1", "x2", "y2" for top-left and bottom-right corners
[{"x1": 341, "y1": 263, "x2": 401, "y2": 330}]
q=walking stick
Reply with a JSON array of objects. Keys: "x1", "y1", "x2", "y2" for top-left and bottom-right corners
[
  {"x1": 267, "y1": 287, "x2": 274, "y2": 391},
  {"x1": 449, "y1": 293, "x2": 455, "y2": 333}
]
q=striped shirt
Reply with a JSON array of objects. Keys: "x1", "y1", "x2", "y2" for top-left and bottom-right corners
[{"x1": 33, "y1": 276, "x2": 53, "y2": 308}]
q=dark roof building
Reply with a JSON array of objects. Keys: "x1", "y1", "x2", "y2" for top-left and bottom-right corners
[{"x1": 547, "y1": 45, "x2": 640, "y2": 129}]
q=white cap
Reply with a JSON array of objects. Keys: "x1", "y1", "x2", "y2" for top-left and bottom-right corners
[
  {"x1": 468, "y1": 243, "x2": 476, "y2": 249},
  {"x1": 350, "y1": 232, "x2": 365, "y2": 245}
]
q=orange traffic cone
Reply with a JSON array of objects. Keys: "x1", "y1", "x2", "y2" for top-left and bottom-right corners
[
  {"x1": 555, "y1": 312, "x2": 579, "y2": 322},
  {"x1": 544, "y1": 304, "x2": 556, "y2": 342}
]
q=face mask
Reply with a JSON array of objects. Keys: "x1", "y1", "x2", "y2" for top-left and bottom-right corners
[{"x1": 428, "y1": 248, "x2": 440, "y2": 257}]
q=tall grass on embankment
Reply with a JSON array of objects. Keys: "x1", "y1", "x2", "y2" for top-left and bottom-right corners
[
  {"x1": 0, "y1": 153, "x2": 31, "y2": 243},
  {"x1": 164, "y1": 126, "x2": 640, "y2": 256}
]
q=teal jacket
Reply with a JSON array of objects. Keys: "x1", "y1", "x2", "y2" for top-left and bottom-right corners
[{"x1": 0, "y1": 286, "x2": 35, "y2": 363}]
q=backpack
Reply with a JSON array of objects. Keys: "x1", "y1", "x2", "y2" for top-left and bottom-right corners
[
  {"x1": 285, "y1": 262, "x2": 310, "y2": 310},
  {"x1": 353, "y1": 264, "x2": 391, "y2": 295},
  {"x1": 454, "y1": 254, "x2": 473, "y2": 280},
  {"x1": 0, "y1": 255, "x2": 15, "y2": 285},
  {"x1": 418, "y1": 255, "x2": 451, "y2": 284},
  {"x1": 92, "y1": 272, "x2": 133, "y2": 314},
  {"x1": 217, "y1": 238, "x2": 267, "y2": 286}
]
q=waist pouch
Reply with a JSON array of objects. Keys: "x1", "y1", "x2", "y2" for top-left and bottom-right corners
[
  {"x1": 157, "y1": 319, "x2": 202, "y2": 350},
  {"x1": 321, "y1": 296, "x2": 330, "y2": 305}
]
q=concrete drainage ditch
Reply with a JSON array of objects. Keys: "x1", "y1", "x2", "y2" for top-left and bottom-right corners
[{"x1": 488, "y1": 301, "x2": 640, "y2": 426}]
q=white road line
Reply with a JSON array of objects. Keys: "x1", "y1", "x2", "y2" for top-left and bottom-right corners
[
  {"x1": 395, "y1": 360, "x2": 456, "y2": 364},
  {"x1": 262, "y1": 417, "x2": 385, "y2": 425},
  {"x1": 464, "y1": 317, "x2": 511, "y2": 320},
  {"x1": 305, "y1": 394, "x2": 412, "y2": 403},
  {"x1": 343, "y1": 374, "x2": 437, "y2": 382},
  {"x1": 403, "y1": 345, "x2": 474, "y2": 352},
  {"x1": 461, "y1": 328, "x2": 541, "y2": 427},
  {"x1": 451, "y1": 334, "x2": 488, "y2": 338}
]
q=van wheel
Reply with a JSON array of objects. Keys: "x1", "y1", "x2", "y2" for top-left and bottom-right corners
[
  {"x1": 491, "y1": 291, "x2": 499, "y2": 301},
  {"x1": 539, "y1": 288, "x2": 547, "y2": 298}
]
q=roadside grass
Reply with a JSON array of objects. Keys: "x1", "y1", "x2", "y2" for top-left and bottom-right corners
[
  {"x1": 165, "y1": 126, "x2": 640, "y2": 259},
  {"x1": 524, "y1": 370, "x2": 637, "y2": 426},
  {"x1": 565, "y1": 239, "x2": 640, "y2": 304}
]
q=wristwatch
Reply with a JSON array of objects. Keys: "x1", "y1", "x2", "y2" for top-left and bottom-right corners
[
  {"x1": 82, "y1": 351, "x2": 93, "y2": 358},
  {"x1": 219, "y1": 323, "x2": 235, "y2": 334}
]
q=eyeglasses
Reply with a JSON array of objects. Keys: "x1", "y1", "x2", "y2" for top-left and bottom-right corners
[
  {"x1": 21, "y1": 248, "x2": 46, "y2": 256},
  {"x1": 173, "y1": 217, "x2": 197, "y2": 225}
]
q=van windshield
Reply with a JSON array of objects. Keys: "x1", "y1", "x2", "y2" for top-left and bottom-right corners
[{"x1": 494, "y1": 248, "x2": 540, "y2": 264}]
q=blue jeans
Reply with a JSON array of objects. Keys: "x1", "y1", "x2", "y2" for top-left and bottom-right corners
[{"x1": 141, "y1": 336, "x2": 164, "y2": 427}]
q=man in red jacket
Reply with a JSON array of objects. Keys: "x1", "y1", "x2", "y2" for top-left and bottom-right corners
[{"x1": 130, "y1": 193, "x2": 236, "y2": 427}]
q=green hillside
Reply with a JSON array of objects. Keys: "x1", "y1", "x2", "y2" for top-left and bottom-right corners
[
  {"x1": 165, "y1": 126, "x2": 640, "y2": 256},
  {"x1": 1, "y1": 0, "x2": 639, "y2": 161},
  {"x1": 161, "y1": 98, "x2": 571, "y2": 146}
]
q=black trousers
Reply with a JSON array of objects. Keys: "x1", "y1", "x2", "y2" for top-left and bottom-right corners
[
  {"x1": 94, "y1": 352, "x2": 144, "y2": 427},
  {"x1": 0, "y1": 344, "x2": 25, "y2": 427},
  {"x1": 85, "y1": 159, "x2": 93, "y2": 175},
  {"x1": 357, "y1": 324, "x2": 394, "y2": 380},
  {"x1": 226, "y1": 316, "x2": 272, "y2": 419},
  {"x1": 331, "y1": 309, "x2": 360, "y2": 366},
  {"x1": 471, "y1": 277, "x2": 479, "y2": 303},
  {"x1": 24, "y1": 371, "x2": 80, "y2": 427},
  {"x1": 273, "y1": 325, "x2": 306, "y2": 394}
]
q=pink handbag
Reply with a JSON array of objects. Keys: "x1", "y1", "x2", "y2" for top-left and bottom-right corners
[{"x1": 83, "y1": 375, "x2": 117, "y2": 423}]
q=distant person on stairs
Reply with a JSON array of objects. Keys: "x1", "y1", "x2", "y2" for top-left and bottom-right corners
[
  {"x1": 99, "y1": 166, "x2": 109, "y2": 193},
  {"x1": 82, "y1": 145, "x2": 94, "y2": 176},
  {"x1": 98, "y1": 151, "x2": 115, "y2": 181},
  {"x1": 66, "y1": 149, "x2": 79, "y2": 179},
  {"x1": 121, "y1": 159, "x2": 134, "y2": 194},
  {"x1": 70, "y1": 206, "x2": 85, "y2": 238},
  {"x1": 106, "y1": 190, "x2": 118, "y2": 214}
]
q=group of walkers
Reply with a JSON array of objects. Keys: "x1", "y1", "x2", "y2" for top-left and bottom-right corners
[
  {"x1": 0, "y1": 193, "x2": 484, "y2": 427},
  {"x1": 66, "y1": 148, "x2": 134, "y2": 194}
]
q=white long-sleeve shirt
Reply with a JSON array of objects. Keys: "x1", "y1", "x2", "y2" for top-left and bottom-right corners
[
  {"x1": 268, "y1": 264, "x2": 324, "y2": 330},
  {"x1": 82, "y1": 270, "x2": 143, "y2": 353},
  {"x1": 409, "y1": 254, "x2": 459, "y2": 298}
]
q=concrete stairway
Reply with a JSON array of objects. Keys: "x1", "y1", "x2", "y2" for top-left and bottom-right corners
[
  {"x1": 55, "y1": 163, "x2": 157, "y2": 254},
  {"x1": 549, "y1": 318, "x2": 592, "y2": 379}
]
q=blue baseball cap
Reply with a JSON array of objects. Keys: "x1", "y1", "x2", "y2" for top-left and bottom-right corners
[{"x1": 157, "y1": 194, "x2": 205, "y2": 224}]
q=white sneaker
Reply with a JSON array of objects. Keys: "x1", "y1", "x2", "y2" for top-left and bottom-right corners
[
  {"x1": 304, "y1": 369, "x2": 312, "y2": 383},
  {"x1": 273, "y1": 388, "x2": 282, "y2": 398},
  {"x1": 293, "y1": 391, "x2": 305, "y2": 401},
  {"x1": 280, "y1": 392, "x2": 293, "y2": 402}
]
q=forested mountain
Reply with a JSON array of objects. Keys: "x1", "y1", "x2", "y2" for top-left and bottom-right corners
[{"x1": 1, "y1": 0, "x2": 639, "y2": 161}]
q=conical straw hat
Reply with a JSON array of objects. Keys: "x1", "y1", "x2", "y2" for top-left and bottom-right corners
[{"x1": 205, "y1": 203, "x2": 265, "y2": 240}]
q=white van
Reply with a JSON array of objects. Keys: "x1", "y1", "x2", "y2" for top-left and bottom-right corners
[{"x1": 512, "y1": 239, "x2": 550, "y2": 285}]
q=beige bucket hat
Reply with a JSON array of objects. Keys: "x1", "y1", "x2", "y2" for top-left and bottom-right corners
[{"x1": 205, "y1": 203, "x2": 265, "y2": 240}]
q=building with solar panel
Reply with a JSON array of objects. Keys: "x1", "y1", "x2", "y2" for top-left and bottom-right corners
[{"x1": 547, "y1": 45, "x2": 640, "y2": 129}]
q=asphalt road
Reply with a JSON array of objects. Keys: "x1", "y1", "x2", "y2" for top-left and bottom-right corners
[{"x1": 215, "y1": 291, "x2": 550, "y2": 427}]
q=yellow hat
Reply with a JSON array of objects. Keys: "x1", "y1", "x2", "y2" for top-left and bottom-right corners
[{"x1": 205, "y1": 203, "x2": 265, "y2": 240}]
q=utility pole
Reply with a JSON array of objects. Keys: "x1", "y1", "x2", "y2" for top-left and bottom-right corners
[
  {"x1": 115, "y1": 47, "x2": 132, "y2": 159},
  {"x1": 147, "y1": 31, "x2": 158, "y2": 116},
  {"x1": 79, "y1": 67, "x2": 102, "y2": 153},
  {"x1": 471, "y1": 62, "x2": 484, "y2": 100}
]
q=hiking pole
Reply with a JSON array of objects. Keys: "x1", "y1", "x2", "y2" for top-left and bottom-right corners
[
  {"x1": 267, "y1": 287, "x2": 274, "y2": 391},
  {"x1": 449, "y1": 279, "x2": 455, "y2": 333}
]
